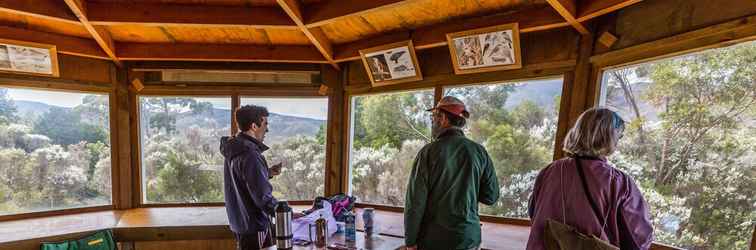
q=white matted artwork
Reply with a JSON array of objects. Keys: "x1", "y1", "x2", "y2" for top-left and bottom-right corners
[
  {"x1": 447, "y1": 23, "x2": 522, "y2": 74},
  {"x1": 360, "y1": 40, "x2": 422, "y2": 87},
  {"x1": 0, "y1": 39, "x2": 59, "y2": 77}
]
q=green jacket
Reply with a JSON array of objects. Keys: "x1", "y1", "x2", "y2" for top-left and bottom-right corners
[{"x1": 404, "y1": 128, "x2": 500, "y2": 249}]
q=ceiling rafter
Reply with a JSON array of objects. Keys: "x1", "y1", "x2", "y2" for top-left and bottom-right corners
[
  {"x1": 63, "y1": 0, "x2": 122, "y2": 66},
  {"x1": 277, "y1": 0, "x2": 340, "y2": 69},
  {"x1": 303, "y1": 0, "x2": 408, "y2": 28},
  {"x1": 546, "y1": 0, "x2": 590, "y2": 34},
  {"x1": 86, "y1": 2, "x2": 298, "y2": 29}
]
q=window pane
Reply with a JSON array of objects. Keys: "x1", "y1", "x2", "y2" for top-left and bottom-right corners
[
  {"x1": 239, "y1": 97, "x2": 328, "y2": 200},
  {"x1": 599, "y1": 41, "x2": 755, "y2": 249},
  {"x1": 139, "y1": 97, "x2": 230, "y2": 203},
  {"x1": 348, "y1": 90, "x2": 434, "y2": 206},
  {"x1": 445, "y1": 78, "x2": 563, "y2": 218},
  {"x1": 0, "y1": 88, "x2": 111, "y2": 215}
]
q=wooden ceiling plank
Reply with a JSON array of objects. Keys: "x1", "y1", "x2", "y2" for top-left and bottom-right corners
[
  {"x1": 63, "y1": 0, "x2": 122, "y2": 66},
  {"x1": 0, "y1": 25, "x2": 108, "y2": 59},
  {"x1": 0, "y1": 0, "x2": 80, "y2": 24},
  {"x1": 304, "y1": 0, "x2": 408, "y2": 28},
  {"x1": 577, "y1": 0, "x2": 643, "y2": 22},
  {"x1": 546, "y1": 0, "x2": 590, "y2": 34},
  {"x1": 116, "y1": 43, "x2": 328, "y2": 63},
  {"x1": 277, "y1": 0, "x2": 340, "y2": 69},
  {"x1": 87, "y1": 2, "x2": 298, "y2": 29},
  {"x1": 333, "y1": 6, "x2": 570, "y2": 62}
]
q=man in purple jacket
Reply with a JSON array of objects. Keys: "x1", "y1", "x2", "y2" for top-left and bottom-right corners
[
  {"x1": 527, "y1": 108, "x2": 654, "y2": 249},
  {"x1": 221, "y1": 105, "x2": 282, "y2": 250}
]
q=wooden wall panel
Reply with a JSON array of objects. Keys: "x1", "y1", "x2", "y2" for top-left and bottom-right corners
[
  {"x1": 58, "y1": 55, "x2": 115, "y2": 84},
  {"x1": 605, "y1": 0, "x2": 756, "y2": 50},
  {"x1": 345, "y1": 28, "x2": 579, "y2": 89}
]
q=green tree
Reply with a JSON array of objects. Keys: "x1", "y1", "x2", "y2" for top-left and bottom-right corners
[
  {"x1": 0, "y1": 89, "x2": 17, "y2": 125},
  {"x1": 606, "y1": 41, "x2": 756, "y2": 248},
  {"x1": 32, "y1": 107, "x2": 106, "y2": 146}
]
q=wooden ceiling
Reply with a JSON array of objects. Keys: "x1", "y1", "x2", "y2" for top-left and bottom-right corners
[{"x1": 0, "y1": 0, "x2": 641, "y2": 66}]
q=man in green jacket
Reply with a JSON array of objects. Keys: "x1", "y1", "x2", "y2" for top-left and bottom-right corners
[{"x1": 405, "y1": 96, "x2": 500, "y2": 250}]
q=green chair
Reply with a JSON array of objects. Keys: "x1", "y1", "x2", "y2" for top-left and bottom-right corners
[{"x1": 40, "y1": 229, "x2": 116, "y2": 250}]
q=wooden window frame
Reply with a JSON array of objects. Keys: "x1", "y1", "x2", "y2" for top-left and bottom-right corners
[
  {"x1": 0, "y1": 83, "x2": 116, "y2": 222},
  {"x1": 588, "y1": 19, "x2": 756, "y2": 249},
  {"x1": 342, "y1": 74, "x2": 570, "y2": 224},
  {"x1": 133, "y1": 87, "x2": 330, "y2": 208}
]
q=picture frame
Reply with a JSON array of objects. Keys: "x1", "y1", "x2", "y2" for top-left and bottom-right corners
[
  {"x1": 0, "y1": 38, "x2": 59, "y2": 77},
  {"x1": 446, "y1": 23, "x2": 522, "y2": 75},
  {"x1": 359, "y1": 40, "x2": 422, "y2": 87}
]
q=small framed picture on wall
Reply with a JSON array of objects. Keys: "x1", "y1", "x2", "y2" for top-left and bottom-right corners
[
  {"x1": 447, "y1": 23, "x2": 522, "y2": 75},
  {"x1": 0, "y1": 38, "x2": 59, "y2": 77},
  {"x1": 359, "y1": 40, "x2": 422, "y2": 87}
]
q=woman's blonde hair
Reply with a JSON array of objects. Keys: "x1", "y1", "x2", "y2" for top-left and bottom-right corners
[{"x1": 563, "y1": 108, "x2": 625, "y2": 157}]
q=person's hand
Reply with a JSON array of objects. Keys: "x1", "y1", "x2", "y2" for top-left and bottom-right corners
[
  {"x1": 404, "y1": 245, "x2": 417, "y2": 250},
  {"x1": 292, "y1": 212, "x2": 305, "y2": 219},
  {"x1": 268, "y1": 162, "x2": 282, "y2": 177}
]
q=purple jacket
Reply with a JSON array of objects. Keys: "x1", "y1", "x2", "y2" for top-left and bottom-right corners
[
  {"x1": 527, "y1": 157, "x2": 653, "y2": 250},
  {"x1": 220, "y1": 133, "x2": 277, "y2": 234}
]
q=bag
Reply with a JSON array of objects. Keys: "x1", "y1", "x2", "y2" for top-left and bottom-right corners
[
  {"x1": 40, "y1": 229, "x2": 116, "y2": 250},
  {"x1": 543, "y1": 157, "x2": 619, "y2": 250}
]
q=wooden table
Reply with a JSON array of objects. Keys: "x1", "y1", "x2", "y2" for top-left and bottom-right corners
[{"x1": 263, "y1": 231, "x2": 404, "y2": 250}]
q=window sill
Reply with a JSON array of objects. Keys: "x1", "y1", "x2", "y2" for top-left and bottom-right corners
[{"x1": 0, "y1": 206, "x2": 683, "y2": 250}]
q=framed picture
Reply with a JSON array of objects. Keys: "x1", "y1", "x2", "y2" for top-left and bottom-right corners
[
  {"x1": 446, "y1": 23, "x2": 521, "y2": 75},
  {"x1": 359, "y1": 40, "x2": 422, "y2": 87},
  {"x1": 0, "y1": 38, "x2": 59, "y2": 77}
]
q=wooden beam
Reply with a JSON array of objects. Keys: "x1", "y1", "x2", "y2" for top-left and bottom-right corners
[
  {"x1": 0, "y1": 0, "x2": 80, "y2": 24},
  {"x1": 591, "y1": 14, "x2": 756, "y2": 67},
  {"x1": 304, "y1": 0, "x2": 408, "y2": 28},
  {"x1": 577, "y1": 0, "x2": 643, "y2": 22},
  {"x1": 63, "y1": 0, "x2": 121, "y2": 66},
  {"x1": 546, "y1": 0, "x2": 590, "y2": 34},
  {"x1": 0, "y1": 25, "x2": 108, "y2": 59},
  {"x1": 128, "y1": 61, "x2": 322, "y2": 73},
  {"x1": 333, "y1": 7, "x2": 570, "y2": 62},
  {"x1": 116, "y1": 43, "x2": 329, "y2": 63},
  {"x1": 277, "y1": 0, "x2": 340, "y2": 69},
  {"x1": 87, "y1": 2, "x2": 298, "y2": 29}
]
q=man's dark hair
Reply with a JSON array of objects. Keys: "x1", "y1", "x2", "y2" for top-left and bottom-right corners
[
  {"x1": 441, "y1": 109, "x2": 466, "y2": 127},
  {"x1": 236, "y1": 105, "x2": 269, "y2": 132}
]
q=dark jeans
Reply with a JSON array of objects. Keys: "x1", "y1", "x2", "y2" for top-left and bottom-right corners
[{"x1": 234, "y1": 229, "x2": 272, "y2": 250}]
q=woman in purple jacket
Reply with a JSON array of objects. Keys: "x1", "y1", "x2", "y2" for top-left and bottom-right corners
[{"x1": 527, "y1": 108, "x2": 654, "y2": 250}]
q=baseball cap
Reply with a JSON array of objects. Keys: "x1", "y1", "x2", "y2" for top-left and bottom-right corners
[{"x1": 426, "y1": 96, "x2": 470, "y2": 119}]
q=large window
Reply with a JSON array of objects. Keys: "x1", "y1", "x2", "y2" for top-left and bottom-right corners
[
  {"x1": 240, "y1": 97, "x2": 328, "y2": 200},
  {"x1": 0, "y1": 87, "x2": 111, "y2": 215},
  {"x1": 139, "y1": 96, "x2": 230, "y2": 204},
  {"x1": 445, "y1": 78, "x2": 563, "y2": 218},
  {"x1": 348, "y1": 90, "x2": 434, "y2": 206},
  {"x1": 599, "y1": 41, "x2": 755, "y2": 249}
]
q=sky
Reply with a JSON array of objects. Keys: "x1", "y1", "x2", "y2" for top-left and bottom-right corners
[
  {"x1": 4, "y1": 88, "x2": 91, "y2": 108},
  {"x1": 3, "y1": 88, "x2": 329, "y2": 120},
  {"x1": 241, "y1": 97, "x2": 328, "y2": 120}
]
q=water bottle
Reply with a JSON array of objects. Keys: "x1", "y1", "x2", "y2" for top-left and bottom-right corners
[
  {"x1": 315, "y1": 214, "x2": 328, "y2": 248},
  {"x1": 363, "y1": 208, "x2": 374, "y2": 237},
  {"x1": 274, "y1": 201, "x2": 293, "y2": 250},
  {"x1": 344, "y1": 210, "x2": 356, "y2": 243}
]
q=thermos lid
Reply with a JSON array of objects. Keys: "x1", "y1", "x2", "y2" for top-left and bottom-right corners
[{"x1": 275, "y1": 201, "x2": 291, "y2": 212}]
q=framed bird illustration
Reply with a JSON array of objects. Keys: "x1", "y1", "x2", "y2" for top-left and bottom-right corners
[
  {"x1": 446, "y1": 23, "x2": 522, "y2": 75},
  {"x1": 359, "y1": 40, "x2": 423, "y2": 87}
]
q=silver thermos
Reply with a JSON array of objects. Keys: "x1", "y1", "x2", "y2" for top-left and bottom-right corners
[{"x1": 275, "y1": 201, "x2": 293, "y2": 250}]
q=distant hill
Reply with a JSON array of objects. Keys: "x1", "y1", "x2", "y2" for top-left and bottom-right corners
[
  {"x1": 14, "y1": 100, "x2": 56, "y2": 119},
  {"x1": 12, "y1": 100, "x2": 325, "y2": 141},
  {"x1": 185, "y1": 107, "x2": 324, "y2": 141},
  {"x1": 505, "y1": 79, "x2": 563, "y2": 110}
]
